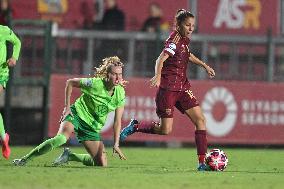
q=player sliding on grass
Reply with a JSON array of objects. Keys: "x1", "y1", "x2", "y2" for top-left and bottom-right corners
[
  {"x1": 13, "y1": 56, "x2": 127, "y2": 166},
  {"x1": 0, "y1": 25, "x2": 21, "y2": 160},
  {"x1": 120, "y1": 9, "x2": 215, "y2": 171}
]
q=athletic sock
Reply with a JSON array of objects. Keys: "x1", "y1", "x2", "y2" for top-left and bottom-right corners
[
  {"x1": 23, "y1": 134, "x2": 67, "y2": 161},
  {"x1": 68, "y1": 153, "x2": 95, "y2": 166},
  {"x1": 137, "y1": 122, "x2": 156, "y2": 134},
  {"x1": 0, "y1": 113, "x2": 6, "y2": 140},
  {"x1": 195, "y1": 130, "x2": 207, "y2": 164}
]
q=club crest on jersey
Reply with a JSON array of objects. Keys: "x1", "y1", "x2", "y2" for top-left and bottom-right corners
[
  {"x1": 165, "y1": 108, "x2": 172, "y2": 115},
  {"x1": 96, "y1": 105, "x2": 109, "y2": 116},
  {"x1": 169, "y1": 43, "x2": 176, "y2": 50},
  {"x1": 83, "y1": 79, "x2": 93, "y2": 87}
]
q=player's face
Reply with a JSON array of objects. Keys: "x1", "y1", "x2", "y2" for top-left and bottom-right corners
[
  {"x1": 180, "y1": 17, "x2": 195, "y2": 38},
  {"x1": 107, "y1": 65, "x2": 123, "y2": 86}
]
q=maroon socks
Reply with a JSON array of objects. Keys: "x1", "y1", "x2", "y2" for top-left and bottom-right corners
[
  {"x1": 136, "y1": 122, "x2": 156, "y2": 134},
  {"x1": 195, "y1": 130, "x2": 207, "y2": 164}
]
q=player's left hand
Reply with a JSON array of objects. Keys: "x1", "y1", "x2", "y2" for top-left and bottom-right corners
[
  {"x1": 7, "y1": 58, "x2": 17, "y2": 67},
  {"x1": 149, "y1": 74, "x2": 161, "y2": 88},
  {"x1": 112, "y1": 145, "x2": 127, "y2": 160},
  {"x1": 206, "y1": 66, "x2": 215, "y2": 78},
  {"x1": 119, "y1": 79, "x2": 129, "y2": 87}
]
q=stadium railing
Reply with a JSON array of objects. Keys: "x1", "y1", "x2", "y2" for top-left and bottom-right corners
[{"x1": 13, "y1": 23, "x2": 284, "y2": 82}]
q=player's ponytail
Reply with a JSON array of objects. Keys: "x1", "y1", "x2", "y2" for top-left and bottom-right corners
[{"x1": 174, "y1": 9, "x2": 194, "y2": 30}]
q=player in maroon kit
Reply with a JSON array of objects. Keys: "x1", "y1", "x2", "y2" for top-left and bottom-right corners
[{"x1": 120, "y1": 9, "x2": 215, "y2": 171}]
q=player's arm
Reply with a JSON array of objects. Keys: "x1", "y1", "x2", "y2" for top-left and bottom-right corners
[
  {"x1": 189, "y1": 53, "x2": 215, "y2": 78},
  {"x1": 112, "y1": 106, "x2": 126, "y2": 160},
  {"x1": 65, "y1": 78, "x2": 81, "y2": 107},
  {"x1": 59, "y1": 78, "x2": 81, "y2": 122},
  {"x1": 150, "y1": 52, "x2": 169, "y2": 88},
  {"x1": 6, "y1": 28, "x2": 21, "y2": 67},
  {"x1": 150, "y1": 33, "x2": 178, "y2": 87}
]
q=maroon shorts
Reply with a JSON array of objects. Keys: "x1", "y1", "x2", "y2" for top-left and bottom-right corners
[{"x1": 156, "y1": 87, "x2": 199, "y2": 118}]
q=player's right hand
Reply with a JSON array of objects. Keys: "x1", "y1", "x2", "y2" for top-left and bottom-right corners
[
  {"x1": 59, "y1": 107, "x2": 73, "y2": 123},
  {"x1": 112, "y1": 145, "x2": 127, "y2": 160},
  {"x1": 7, "y1": 58, "x2": 16, "y2": 67},
  {"x1": 206, "y1": 66, "x2": 215, "y2": 78}
]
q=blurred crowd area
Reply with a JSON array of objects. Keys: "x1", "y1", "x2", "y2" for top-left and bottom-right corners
[{"x1": 1, "y1": 0, "x2": 284, "y2": 82}]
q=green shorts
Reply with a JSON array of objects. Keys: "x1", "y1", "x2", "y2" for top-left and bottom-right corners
[
  {"x1": 0, "y1": 67, "x2": 9, "y2": 88},
  {"x1": 64, "y1": 106, "x2": 102, "y2": 142},
  {"x1": 0, "y1": 76, "x2": 8, "y2": 88}
]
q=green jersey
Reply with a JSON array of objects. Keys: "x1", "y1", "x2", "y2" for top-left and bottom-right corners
[
  {"x1": 74, "y1": 77, "x2": 125, "y2": 132},
  {"x1": 0, "y1": 25, "x2": 21, "y2": 79}
]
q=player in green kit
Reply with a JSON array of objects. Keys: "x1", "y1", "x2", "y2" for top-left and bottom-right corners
[
  {"x1": 0, "y1": 25, "x2": 21, "y2": 159},
  {"x1": 13, "y1": 56, "x2": 127, "y2": 166}
]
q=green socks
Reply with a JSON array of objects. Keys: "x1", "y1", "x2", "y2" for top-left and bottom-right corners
[
  {"x1": 69, "y1": 153, "x2": 95, "y2": 166},
  {"x1": 20, "y1": 133, "x2": 97, "y2": 166},
  {"x1": 0, "y1": 113, "x2": 6, "y2": 139},
  {"x1": 23, "y1": 134, "x2": 67, "y2": 161}
]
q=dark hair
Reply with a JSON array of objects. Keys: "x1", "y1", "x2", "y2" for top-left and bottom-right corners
[{"x1": 175, "y1": 9, "x2": 194, "y2": 29}]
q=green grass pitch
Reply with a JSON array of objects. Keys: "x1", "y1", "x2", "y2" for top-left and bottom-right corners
[{"x1": 0, "y1": 146, "x2": 283, "y2": 189}]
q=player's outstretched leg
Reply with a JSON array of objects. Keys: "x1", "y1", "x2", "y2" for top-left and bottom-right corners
[
  {"x1": 12, "y1": 134, "x2": 67, "y2": 166},
  {"x1": 120, "y1": 119, "x2": 139, "y2": 141},
  {"x1": 0, "y1": 113, "x2": 11, "y2": 159},
  {"x1": 1, "y1": 133, "x2": 11, "y2": 159}
]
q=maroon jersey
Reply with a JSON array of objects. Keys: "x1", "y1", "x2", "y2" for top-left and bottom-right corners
[{"x1": 160, "y1": 30, "x2": 191, "y2": 91}]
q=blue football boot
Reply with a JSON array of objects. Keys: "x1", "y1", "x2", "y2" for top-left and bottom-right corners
[
  {"x1": 197, "y1": 163, "x2": 209, "y2": 171},
  {"x1": 120, "y1": 119, "x2": 139, "y2": 141}
]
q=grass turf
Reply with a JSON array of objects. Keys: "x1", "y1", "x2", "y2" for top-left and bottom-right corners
[{"x1": 0, "y1": 147, "x2": 283, "y2": 189}]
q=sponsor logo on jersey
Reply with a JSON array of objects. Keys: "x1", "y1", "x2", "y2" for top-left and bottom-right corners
[
  {"x1": 169, "y1": 43, "x2": 176, "y2": 50},
  {"x1": 83, "y1": 79, "x2": 93, "y2": 87}
]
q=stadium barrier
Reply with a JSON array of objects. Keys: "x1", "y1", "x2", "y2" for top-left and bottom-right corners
[{"x1": 49, "y1": 74, "x2": 284, "y2": 145}]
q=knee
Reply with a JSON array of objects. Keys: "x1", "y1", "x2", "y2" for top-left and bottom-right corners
[
  {"x1": 200, "y1": 115, "x2": 206, "y2": 125},
  {"x1": 52, "y1": 134, "x2": 67, "y2": 147},
  {"x1": 93, "y1": 153, "x2": 107, "y2": 167},
  {"x1": 160, "y1": 128, "x2": 172, "y2": 135},
  {"x1": 196, "y1": 116, "x2": 206, "y2": 130},
  {"x1": 158, "y1": 119, "x2": 173, "y2": 135},
  {"x1": 58, "y1": 134, "x2": 68, "y2": 143},
  {"x1": 95, "y1": 160, "x2": 107, "y2": 167}
]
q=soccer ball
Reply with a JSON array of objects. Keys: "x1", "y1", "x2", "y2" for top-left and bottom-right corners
[{"x1": 205, "y1": 149, "x2": 228, "y2": 171}]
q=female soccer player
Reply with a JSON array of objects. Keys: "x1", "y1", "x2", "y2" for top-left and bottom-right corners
[
  {"x1": 13, "y1": 56, "x2": 127, "y2": 166},
  {"x1": 120, "y1": 9, "x2": 215, "y2": 171},
  {"x1": 0, "y1": 25, "x2": 21, "y2": 159}
]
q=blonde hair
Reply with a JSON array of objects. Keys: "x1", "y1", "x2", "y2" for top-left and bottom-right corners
[{"x1": 94, "y1": 56, "x2": 124, "y2": 78}]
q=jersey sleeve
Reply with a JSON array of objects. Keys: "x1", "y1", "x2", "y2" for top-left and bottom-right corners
[
  {"x1": 116, "y1": 86, "x2": 126, "y2": 108},
  {"x1": 117, "y1": 97, "x2": 125, "y2": 108},
  {"x1": 80, "y1": 78, "x2": 94, "y2": 89},
  {"x1": 163, "y1": 32, "x2": 181, "y2": 57},
  {"x1": 1, "y1": 26, "x2": 21, "y2": 60}
]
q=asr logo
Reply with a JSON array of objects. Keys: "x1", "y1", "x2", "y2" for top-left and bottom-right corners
[
  {"x1": 37, "y1": 0, "x2": 68, "y2": 14},
  {"x1": 214, "y1": 0, "x2": 261, "y2": 30}
]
